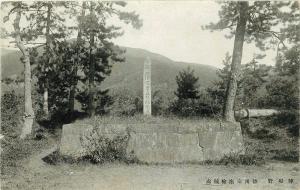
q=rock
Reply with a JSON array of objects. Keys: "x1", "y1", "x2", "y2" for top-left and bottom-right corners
[
  {"x1": 59, "y1": 124, "x2": 94, "y2": 158},
  {"x1": 34, "y1": 127, "x2": 45, "y2": 140},
  {"x1": 41, "y1": 146, "x2": 59, "y2": 164}
]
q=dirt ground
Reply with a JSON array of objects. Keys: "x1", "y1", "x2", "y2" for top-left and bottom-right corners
[{"x1": 1, "y1": 145, "x2": 299, "y2": 190}]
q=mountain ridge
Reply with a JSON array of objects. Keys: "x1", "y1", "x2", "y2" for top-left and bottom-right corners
[{"x1": 1, "y1": 46, "x2": 218, "y2": 97}]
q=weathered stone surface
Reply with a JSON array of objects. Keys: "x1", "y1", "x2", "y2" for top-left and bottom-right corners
[
  {"x1": 20, "y1": 116, "x2": 34, "y2": 139},
  {"x1": 129, "y1": 124, "x2": 178, "y2": 134},
  {"x1": 143, "y1": 57, "x2": 151, "y2": 115},
  {"x1": 98, "y1": 124, "x2": 128, "y2": 135},
  {"x1": 127, "y1": 121, "x2": 244, "y2": 163},
  {"x1": 59, "y1": 124, "x2": 94, "y2": 158},
  {"x1": 59, "y1": 121, "x2": 244, "y2": 163},
  {"x1": 198, "y1": 122, "x2": 244, "y2": 160},
  {"x1": 127, "y1": 132, "x2": 203, "y2": 163}
]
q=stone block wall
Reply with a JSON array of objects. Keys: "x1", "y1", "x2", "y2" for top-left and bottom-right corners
[{"x1": 59, "y1": 121, "x2": 245, "y2": 163}]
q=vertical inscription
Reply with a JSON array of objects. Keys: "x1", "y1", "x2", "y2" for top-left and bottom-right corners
[{"x1": 143, "y1": 57, "x2": 151, "y2": 115}]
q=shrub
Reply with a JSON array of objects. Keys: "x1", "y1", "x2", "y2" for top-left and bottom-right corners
[
  {"x1": 76, "y1": 88, "x2": 113, "y2": 116},
  {"x1": 262, "y1": 78, "x2": 298, "y2": 110},
  {"x1": 243, "y1": 111, "x2": 300, "y2": 138},
  {"x1": 271, "y1": 150, "x2": 298, "y2": 162},
  {"x1": 203, "y1": 153, "x2": 265, "y2": 166},
  {"x1": 109, "y1": 89, "x2": 171, "y2": 116},
  {"x1": 218, "y1": 154, "x2": 265, "y2": 166},
  {"x1": 169, "y1": 67, "x2": 217, "y2": 117},
  {"x1": 152, "y1": 90, "x2": 170, "y2": 116},
  {"x1": 250, "y1": 128, "x2": 278, "y2": 140},
  {"x1": 271, "y1": 111, "x2": 299, "y2": 137},
  {"x1": 169, "y1": 98, "x2": 198, "y2": 117},
  {"x1": 1, "y1": 91, "x2": 23, "y2": 138},
  {"x1": 81, "y1": 128, "x2": 131, "y2": 164},
  {"x1": 109, "y1": 89, "x2": 142, "y2": 116},
  {"x1": 168, "y1": 94, "x2": 221, "y2": 117}
]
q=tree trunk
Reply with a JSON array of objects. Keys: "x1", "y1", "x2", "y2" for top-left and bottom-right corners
[
  {"x1": 69, "y1": 84, "x2": 75, "y2": 112},
  {"x1": 43, "y1": 88, "x2": 49, "y2": 115},
  {"x1": 13, "y1": 5, "x2": 35, "y2": 139},
  {"x1": 69, "y1": 2, "x2": 86, "y2": 112},
  {"x1": 223, "y1": 2, "x2": 249, "y2": 122},
  {"x1": 43, "y1": 3, "x2": 52, "y2": 117},
  {"x1": 69, "y1": 58, "x2": 77, "y2": 113},
  {"x1": 88, "y1": 3, "x2": 96, "y2": 117},
  {"x1": 88, "y1": 35, "x2": 96, "y2": 117}
]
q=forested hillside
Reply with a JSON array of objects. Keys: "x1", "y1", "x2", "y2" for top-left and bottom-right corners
[{"x1": 1, "y1": 46, "x2": 218, "y2": 96}]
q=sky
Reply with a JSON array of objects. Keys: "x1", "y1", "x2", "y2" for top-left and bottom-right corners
[
  {"x1": 112, "y1": 1, "x2": 277, "y2": 68},
  {"x1": 0, "y1": 1, "x2": 277, "y2": 68}
]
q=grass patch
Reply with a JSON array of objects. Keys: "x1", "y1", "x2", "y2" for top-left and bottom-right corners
[
  {"x1": 203, "y1": 153, "x2": 265, "y2": 166},
  {"x1": 41, "y1": 150, "x2": 88, "y2": 165},
  {"x1": 271, "y1": 150, "x2": 299, "y2": 162},
  {"x1": 74, "y1": 114, "x2": 229, "y2": 128},
  {"x1": 241, "y1": 118, "x2": 299, "y2": 163},
  {"x1": 42, "y1": 148, "x2": 140, "y2": 165},
  {"x1": 1, "y1": 136, "x2": 51, "y2": 177},
  {"x1": 249, "y1": 128, "x2": 278, "y2": 140}
]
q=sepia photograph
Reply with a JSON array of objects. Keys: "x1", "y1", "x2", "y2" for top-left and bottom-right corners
[{"x1": 0, "y1": 1, "x2": 299, "y2": 189}]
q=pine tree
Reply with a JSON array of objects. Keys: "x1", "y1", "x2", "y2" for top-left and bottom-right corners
[
  {"x1": 205, "y1": 1, "x2": 300, "y2": 121},
  {"x1": 208, "y1": 53, "x2": 272, "y2": 114},
  {"x1": 175, "y1": 67, "x2": 200, "y2": 100},
  {"x1": 68, "y1": 1, "x2": 86, "y2": 113},
  {"x1": 241, "y1": 56, "x2": 271, "y2": 107},
  {"x1": 75, "y1": 1, "x2": 142, "y2": 117},
  {"x1": 169, "y1": 67, "x2": 201, "y2": 116},
  {"x1": 44, "y1": 40, "x2": 78, "y2": 115},
  {"x1": 206, "y1": 53, "x2": 232, "y2": 113},
  {"x1": 28, "y1": 2, "x2": 69, "y2": 117},
  {"x1": 265, "y1": 43, "x2": 299, "y2": 110},
  {"x1": 3, "y1": 2, "x2": 35, "y2": 138}
]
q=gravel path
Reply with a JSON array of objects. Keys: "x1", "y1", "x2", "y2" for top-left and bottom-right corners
[{"x1": 2, "y1": 146, "x2": 299, "y2": 190}]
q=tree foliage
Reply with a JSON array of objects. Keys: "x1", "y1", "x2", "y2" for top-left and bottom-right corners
[
  {"x1": 263, "y1": 44, "x2": 299, "y2": 110},
  {"x1": 204, "y1": 1, "x2": 299, "y2": 121},
  {"x1": 240, "y1": 56, "x2": 271, "y2": 107},
  {"x1": 205, "y1": 1, "x2": 300, "y2": 50},
  {"x1": 170, "y1": 67, "x2": 220, "y2": 117},
  {"x1": 73, "y1": 1, "x2": 142, "y2": 116},
  {"x1": 207, "y1": 53, "x2": 272, "y2": 111},
  {"x1": 174, "y1": 67, "x2": 200, "y2": 100},
  {"x1": 2, "y1": 1, "x2": 143, "y2": 120}
]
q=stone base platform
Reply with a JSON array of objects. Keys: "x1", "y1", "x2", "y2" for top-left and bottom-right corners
[{"x1": 59, "y1": 121, "x2": 245, "y2": 163}]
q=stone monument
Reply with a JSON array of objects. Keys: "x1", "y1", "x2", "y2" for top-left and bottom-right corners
[{"x1": 143, "y1": 57, "x2": 151, "y2": 115}]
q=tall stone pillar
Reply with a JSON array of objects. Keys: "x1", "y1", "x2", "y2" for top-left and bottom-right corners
[{"x1": 143, "y1": 57, "x2": 151, "y2": 116}]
